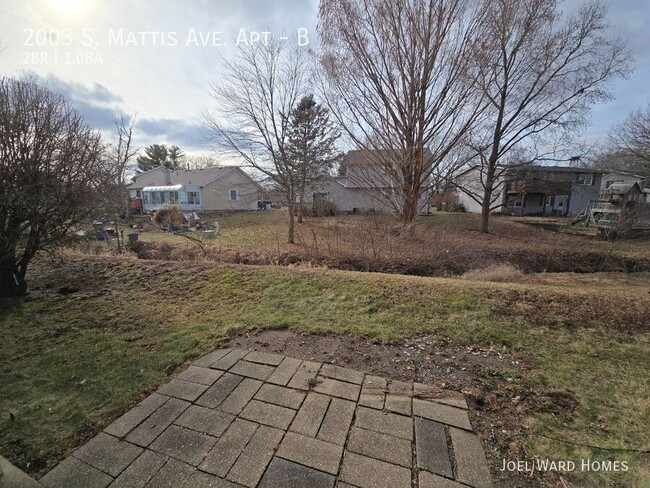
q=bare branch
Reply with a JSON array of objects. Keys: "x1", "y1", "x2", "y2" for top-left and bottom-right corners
[
  {"x1": 202, "y1": 38, "x2": 310, "y2": 243},
  {"x1": 463, "y1": 0, "x2": 632, "y2": 232},
  {"x1": 0, "y1": 76, "x2": 104, "y2": 296},
  {"x1": 318, "y1": 0, "x2": 487, "y2": 223}
]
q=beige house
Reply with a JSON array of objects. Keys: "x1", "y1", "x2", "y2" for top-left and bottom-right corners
[{"x1": 127, "y1": 166, "x2": 262, "y2": 212}]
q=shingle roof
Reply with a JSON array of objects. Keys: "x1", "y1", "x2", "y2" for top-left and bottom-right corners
[
  {"x1": 343, "y1": 149, "x2": 434, "y2": 166},
  {"x1": 165, "y1": 167, "x2": 233, "y2": 186}
]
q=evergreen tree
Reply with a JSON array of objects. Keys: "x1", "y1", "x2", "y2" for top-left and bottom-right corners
[
  {"x1": 136, "y1": 144, "x2": 168, "y2": 173},
  {"x1": 136, "y1": 144, "x2": 186, "y2": 173},
  {"x1": 286, "y1": 94, "x2": 341, "y2": 221},
  {"x1": 168, "y1": 145, "x2": 186, "y2": 169}
]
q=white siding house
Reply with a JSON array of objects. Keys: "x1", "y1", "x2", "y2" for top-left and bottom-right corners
[{"x1": 454, "y1": 167, "x2": 507, "y2": 214}]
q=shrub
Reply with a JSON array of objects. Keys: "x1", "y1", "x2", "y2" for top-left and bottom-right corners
[
  {"x1": 308, "y1": 201, "x2": 339, "y2": 217},
  {"x1": 447, "y1": 203, "x2": 466, "y2": 213},
  {"x1": 153, "y1": 206, "x2": 183, "y2": 229}
]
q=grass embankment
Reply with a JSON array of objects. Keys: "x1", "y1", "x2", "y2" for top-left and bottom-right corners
[
  {"x1": 117, "y1": 210, "x2": 650, "y2": 275},
  {"x1": 0, "y1": 256, "x2": 648, "y2": 486}
]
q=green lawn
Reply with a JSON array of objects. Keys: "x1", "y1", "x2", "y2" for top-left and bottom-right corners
[{"x1": 1, "y1": 256, "x2": 648, "y2": 486}]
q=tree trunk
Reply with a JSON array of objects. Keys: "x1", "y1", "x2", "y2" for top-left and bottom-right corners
[
  {"x1": 402, "y1": 190, "x2": 419, "y2": 227},
  {"x1": 479, "y1": 168, "x2": 495, "y2": 233},
  {"x1": 481, "y1": 87, "x2": 506, "y2": 234},
  {"x1": 0, "y1": 263, "x2": 26, "y2": 298},
  {"x1": 287, "y1": 203, "x2": 295, "y2": 244},
  {"x1": 125, "y1": 191, "x2": 131, "y2": 221},
  {"x1": 297, "y1": 192, "x2": 303, "y2": 224},
  {"x1": 479, "y1": 191, "x2": 491, "y2": 233},
  {"x1": 480, "y1": 150, "x2": 500, "y2": 233}
]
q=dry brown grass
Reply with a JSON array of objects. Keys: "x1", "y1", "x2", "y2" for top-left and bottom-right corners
[
  {"x1": 461, "y1": 263, "x2": 526, "y2": 282},
  {"x1": 103, "y1": 211, "x2": 650, "y2": 276}
]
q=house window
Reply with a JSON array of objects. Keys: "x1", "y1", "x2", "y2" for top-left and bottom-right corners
[
  {"x1": 187, "y1": 191, "x2": 200, "y2": 205},
  {"x1": 135, "y1": 190, "x2": 141, "y2": 198},
  {"x1": 577, "y1": 174, "x2": 593, "y2": 186},
  {"x1": 229, "y1": 189, "x2": 239, "y2": 201},
  {"x1": 143, "y1": 193, "x2": 150, "y2": 204},
  {"x1": 313, "y1": 192, "x2": 329, "y2": 202}
]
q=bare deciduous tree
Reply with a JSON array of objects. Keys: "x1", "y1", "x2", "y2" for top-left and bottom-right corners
[
  {"x1": 202, "y1": 39, "x2": 309, "y2": 243},
  {"x1": 606, "y1": 104, "x2": 650, "y2": 179},
  {"x1": 318, "y1": 0, "x2": 486, "y2": 225},
  {"x1": 186, "y1": 154, "x2": 220, "y2": 169},
  {"x1": 0, "y1": 77, "x2": 104, "y2": 297},
  {"x1": 108, "y1": 112, "x2": 138, "y2": 220},
  {"x1": 112, "y1": 113, "x2": 138, "y2": 186},
  {"x1": 466, "y1": 0, "x2": 631, "y2": 233}
]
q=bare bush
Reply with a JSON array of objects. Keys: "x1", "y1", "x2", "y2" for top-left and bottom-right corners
[{"x1": 153, "y1": 206, "x2": 183, "y2": 228}]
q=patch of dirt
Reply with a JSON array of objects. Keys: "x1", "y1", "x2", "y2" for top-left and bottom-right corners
[
  {"x1": 227, "y1": 329, "x2": 576, "y2": 488},
  {"x1": 229, "y1": 329, "x2": 522, "y2": 389}
]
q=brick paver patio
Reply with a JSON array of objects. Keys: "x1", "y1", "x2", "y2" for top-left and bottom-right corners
[{"x1": 40, "y1": 349, "x2": 493, "y2": 488}]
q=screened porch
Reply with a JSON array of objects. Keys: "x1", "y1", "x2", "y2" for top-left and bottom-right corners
[{"x1": 141, "y1": 184, "x2": 203, "y2": 212}]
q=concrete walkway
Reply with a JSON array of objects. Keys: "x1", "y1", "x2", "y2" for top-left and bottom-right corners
[{"x1": 40, "y1": 349, "x2": 493, "y2": 488}]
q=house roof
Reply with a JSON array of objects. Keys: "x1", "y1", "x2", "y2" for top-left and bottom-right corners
[
  {"x1": 455, "y1": 163, "x2": 603, "y2": 179},
  {"x1": 342, "y1": 148, "x2": 434, "y2": 166},
  {"x1": 128, "y1": 166, "x2": 262, "y2": 189},
  {"x1": 506, "y1": 165, "x2": 603, "y2": 174},
  {"x1": 606, "y1": 182, "x2": 642, "y2": 194},
  {"x1": 598, "y1": 169, "x2": 646, "y2": 180},
  {"x1": 165, "y1": 167, "x2": 234, "y2": 186}
]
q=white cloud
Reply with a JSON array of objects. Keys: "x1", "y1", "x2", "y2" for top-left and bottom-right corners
[{"x1": 0, "y1": 0, "x2": 646, "y2": 147}]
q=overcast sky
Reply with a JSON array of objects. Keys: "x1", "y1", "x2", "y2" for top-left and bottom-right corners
[{"x1": 0, "y1": 0, "x2": 648, "y2": 157}]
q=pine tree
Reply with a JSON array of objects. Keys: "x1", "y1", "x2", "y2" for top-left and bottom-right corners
[
  {"x1": 136, "y1": 144, "x2": 186, "y2": 173},
  {"x1": 168, "y1": 145, "x2": 186, "y2": 169},
  {"x1": 136, "y1": 144, "x2": 168, "y2": 173},
  {"x1": 287, "y1": 94, "x2": 341, "y2": 221}
]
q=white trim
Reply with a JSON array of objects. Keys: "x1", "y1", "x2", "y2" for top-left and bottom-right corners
[{"x1": 142, "y1": 185, "x2": 183, "y2": 192}]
